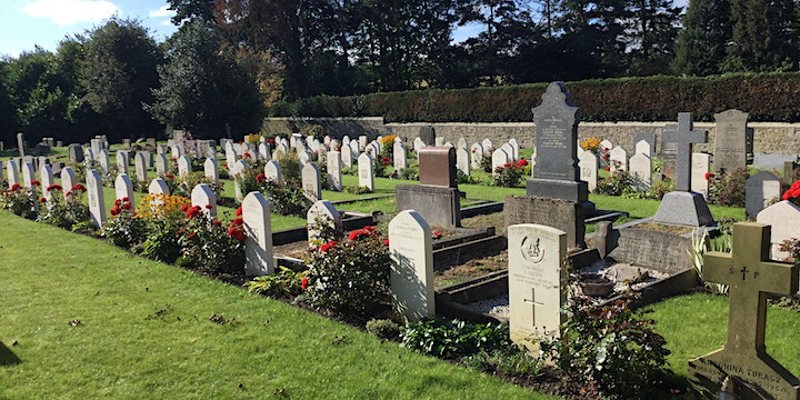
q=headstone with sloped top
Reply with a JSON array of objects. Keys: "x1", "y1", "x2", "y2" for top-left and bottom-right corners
[
  {"x1": 746, "y1": 171, "x2": 782, "y2": 219},
  {"x1": 86, "y1": 169, "x2": 105, "y2": 228},
  {"x1": 242, "y1": 191, "x2": 274, "y2": 276},
  {"x1": 389, "y1": 210, "x2": 435, "y2": 322}
]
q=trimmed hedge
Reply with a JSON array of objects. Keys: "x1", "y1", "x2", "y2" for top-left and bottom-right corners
[{"x1": 269, "y1": 73, "x2": 800, "y2": 122}]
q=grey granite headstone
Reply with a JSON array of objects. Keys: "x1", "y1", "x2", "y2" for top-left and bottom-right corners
[
  {"x1": 745, "y1": 171, "x2": 782, "y2": 219},
  {"x1": 713, "y1": 109, "x2": 748, "y2": 173},
  {"x1": 420, "y1": 125, "x2": 436, "y2": 146},
  {"x1": 16, "y1": 132, "x2": 25, "y2": 157},
  {"x1": 663, "y1": 113, "x2": 708, "y2": 192},
  {"x1": 660, "y1": 123, "x2": 678, "y2": 179},
  {"x1": 68, "y1": 144, "x2": 84, "y2": 164}
]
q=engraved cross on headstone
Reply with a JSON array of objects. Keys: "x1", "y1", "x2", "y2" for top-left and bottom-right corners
[
  {"x1": 522, "y1": 288, "x2": 545, "y2": 324},
  {"x1": 688, "y1": 223, "x2": 800, "y2": 399},
  {"x1": 663, "y1": 113, "x2": 707, "y2": 191}
]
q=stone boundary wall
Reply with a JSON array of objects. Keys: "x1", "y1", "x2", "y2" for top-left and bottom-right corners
[{"x1": 262, "y1": 117, "x2": 800, "y2": 155}]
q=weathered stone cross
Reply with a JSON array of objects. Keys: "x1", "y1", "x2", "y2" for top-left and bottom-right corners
[
  {"x1": 688, "y1": 223, "x2": 800, "y2": 399},
  {"x1": 663, "y1": 113, "x2": 707, "y2": 191}
]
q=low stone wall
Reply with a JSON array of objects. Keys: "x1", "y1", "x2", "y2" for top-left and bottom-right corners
[{"x1": 262, "y1": 117, "x2": 800, "y2": 156}]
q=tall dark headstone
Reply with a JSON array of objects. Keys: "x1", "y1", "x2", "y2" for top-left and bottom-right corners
[
  {"x1": 527, "y1": 82, "x2": 593, "y2": 215},
  {"x1": 713, "y1": 109, "x2": 748, "y2": 174},
  {"x1": 653, "y1": 113, "x2": 714, "y2": 226},
  {"x1": 660, "y1": 123, "x2": 678, "y2": 179},
  {"x1": 418, "y1": 146, "x2": 457, "y2": 188},
  {"x1": 420, "y1": 125, "x2": 436, "y2": 146}
]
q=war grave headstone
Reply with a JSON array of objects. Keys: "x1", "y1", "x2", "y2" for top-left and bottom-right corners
[
  {"x1": 21, "y1": 160, "x2": 35, "y2": 188},
  {"x1": 358, "y1": 153, "x2": 375, "y2": 191},
  {"x1": 86, "y1": 169, "x2": 105, "y2": 228},
  {"x1": 508, "y1": 138, "x2": 520, "y2": 161},
  {"x1": 745, "y1": 171, "x2": 782, "y2": 219},
  {"x1": 653, "y1": 113, "x2": 714, "y2": 227},
  {"x1": 491, "y1": 148, "x2": 510, "y2": 177},
  {"x1": 757, "y1": 201, "x2": 800, "y2": 260},
  {"x1": 116, "y1": 150, "x2": 129, "y2": 174},
  {"x1": 233, "y1": 160, "x2": 249, "y2": 201},
  {"x1": 302, "y1": 162, "x2": 322, "y2": 201},
  {"x1": 633, "y1": 132, "x2": 656, "y2": 156},
  {"x1": 307, "y1": 200, "x2": 342, "y2": 245},
  {"x1": 456, "y1": 147, "x2": 470, "y2": 176},
  {"x1": 349, "y1": 139, "x2": 359, "y2": 156},
  {"x1": 482, "y1": 138, "x2": 493, "y2": 153},
  {"x1": 98, "y1": 150, "x2": 110, "y2": 172},
  {"x1": 578, "y1": 150, "x2": 598, "y2": 193},
  {"x1": 6, "y1": 159, "x2": 19, "y2": 185},
  {"x1": 508, "y1": 223, "x2": 567, "y2": 352},
  {"x1": 264, "y1": 160, "x2": 283, "y2": 183},
  {"x1": 204, "y1": 158, "x2": 218, "y2": 182},
  {"x1": 688, "y1": 223, "x2": 800, "y2": 399},
  {"x1": 396, "y1": 147, "x2": 461, "y2": 228},
  {"x1": 171, "y1": 144, "x2": 183, "y2": 160},
  {"x1": 327, "y1": 151, "x2": 343, "y2": 191},
  {"x1": 634, "y1": 139, "x2": 652, "y2": 158},
  {"x1": 341, "y1": 144, "x2": 354, "y2": 169},
  {"x1": 115, "y1": 174, "x2": 135, "y2": 209},
  {"x1": 420, "y1": 125, "x2": 436, "y2": 146},
  {"x1": 457, "y1": 137, "x2": 468, "y2": 151},
  {"x1": 501, "y1": 142, "x2": 515, "y2": 162},
  {"x1": 39, "y1": 163, "x2": 54, "y2": 200},
  {"x1": 225, "y1": 142, "x2": 237, "y2": 166},
  {"x1": 389, "y1": 210, "x2": 435, "y2": 323},
  {"x1": 358, "y1": 135, "x2": 369, "y2": 149},
  {"x1": 68, "y1": 144, "x2": 84, "y2": 163},
  {"x1": 393, "y1": 141, "x2": 407, "y2": 171},
  {"x1": 470, "y1": 143, "x2": 483, "y2": 170},
  {"x1": 690, "y1": 153, "x2": 711, "y2": 200},
  {"x1": 177, "y1": 155, "x2": 192, "y2": 178},
  {"x1": 258, "y1": 142, "x2": 271, "y2": 161},
  {"x1": 242, "y1": 191, "x2": 274, "y2": 276},
  {"x1": 609, "y1": 146, "x2": 627, "y2": 173},
  {"x1": 155, "y1": 153, "x2": 168, "y2": 176},
  {"x1": 714, "y1": 109, "x2": 748, "y2": 173},
  {"x1": 191, "y1": 184, "x2": 217, "y2": 218},
  {"x1": 149, "y1": 177, "x2": 170, "y2": 196},
  {"x1": 413, "y1": 137, "x2": 425, "y2": 153},
  {"x1": 599, "y1": 139, "x2": 613, "y2": 152},
  {"x1": 60, "y1": 167, "x2": 76, "y2": 193},
  {"x1": 134, "y1": 152, "x2": 147, "y2": 182},
  {"x1": 629, "y1": 152, "x2": 652, "y2": 190},
  {"x1": 298, "y1": 150, "x2": 311, "y2": 165}
]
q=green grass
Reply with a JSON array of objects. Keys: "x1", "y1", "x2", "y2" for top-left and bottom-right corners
[
  {"x1": 650, "y1": 293, "x2": 800, "y2": 378},
  {"x1": 0, "y1": 211, "x2": 549, "y2": 400}
]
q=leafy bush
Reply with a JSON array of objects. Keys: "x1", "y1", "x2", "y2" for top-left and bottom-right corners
[
  {"x1": 461, "y1": 347, "x2": 542, "y2": 379},
  {"x1": 456, "y1": 170, "x2": 478, "y2": 184},
  {"x1": 401, "y1": 319, "x2": 517, "y2": 360},
  {"x1": 480, "y1": 155, "x2": 493, "y2": 173},
  {"x1": 366, "y1": 319, "x2": 401, "y2": 340},
  {"x1": 596, "y1": 171, "x2": 634, "y2": 196},
  {"x1": 133, "y1": 194, "x2": 191, "y2": 263},
  {"x1": 257, "y1": 178, "x2": 308, "y2": 216},
  {"x1": 493, "y1": 161, "x2": 526, "y2": 188},
  {"x1": 177, "y1": 207, "x2": 246, "y2": 276},
  {"x1": 399, "y1": 166, "x2": 419, "y2": 181},
  {"x1": 270, "y1": 72, "x2": 800, "y2": 123},
  {"x1": 780, "y1": 238, "x2": 800, "y2": 264},
  {"x1": 182, "y1": 171, "x2": 224, "y2": 198},
  {"x1": 343, "y1": 185, "x2": 373, "y2": 194},
  {"x1": 545, "y1": 295, "x2": 670, "y2": 399},
  {"x1": 708, "y1": 168, "x2": 748, "y2": 207},
  {"x1": 1, "y1": 182, "x2": 38, "y2": 219},
  {"x1": 101, "y1": 198, "x2": 147, "y2": 249},
  {"x1": 303, "y1": 226, "x2": 391, "y2": 321},
  {"x1": 38, "y1": 184, "x2": 90, "y2": 229},
  {"x1": 246, "y1": 266, "x2": 308, "y2": 299},
  {"x1": 275, "y1": 151, "x2": 302, "y2": 183},
  {"x1": 621, "y1": 178, "x2": 674, "y2": 200}
]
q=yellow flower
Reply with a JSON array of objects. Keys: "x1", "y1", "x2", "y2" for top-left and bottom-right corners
[{"x1": 580, "y1": 137, "x2": 601, "y2": 152}]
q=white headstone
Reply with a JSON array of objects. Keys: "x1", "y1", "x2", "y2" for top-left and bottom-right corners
[
  {"x1": 114, "y1": 174, "x2": 135, "y2": 209},
  {"x1": 242, "y1": 191, "x2": 274, "y2": 276},
  {"x1": 635, "y1": 140, "x2": 651, "y2": 157},
  {"x1": 690, "y1": 152, "x2": 711, "y2": 199},
  {"x1": 171, "y1": 144, "x2": 183, "y2": 159},
  {"x1": 578, "y1": 150, "x2": 598, "y2": 193},
  {"x1": 435, "y1": 137, "x2": 445, "y2": 146},
  {"x1": 155, "y1": 153, "x2": 168, "y2": 176},
  {"x1": 40, "y1": 163, "x2": 54, "y2": 200},
  {"x1": 757, "y1": 201, "x2": 800, "y2": 260},
  {"x1": 225, "y1": 142, "x2": 237, "y2": 165},
  {"x1": 177, "y1": 155, "x2": 192, "y2": 178},
  {"x1": 60, "y1": 167, "x2": 76, "y2": 194},
  {"x1": 609, "y1": 146, "x2": 628, "y2": 173},
  {"x1": 470, "y1": 143, "x2": 484, "y2": 170},
  {"x1": 457, "y1": 138, "x2": 468, "y2": 151},
  {"x1": 116, "y1": 150, "x2": 129, "y2": 174},
  {"x1": 306, "y1": 200, "x2": 342, "y2": 245},
  {"x1": 456, "y1": 147, "x2": 470, "y2": 176},
  {"x1": 341, "y1": 145, "x2": 354, "y2": 169},
  {"x1": 359, "y1": 135, "x2": 368, "y2": 149},
  {"x1": 501, "y1": 142, "x2": 515, "y2": 162},
  {"x1": 358, "y1": 153, "x2": 374, "y2": 191},
  {"x1": 148, "y1": 177, "x2": 170, "y2": 195},
  {"x1": 389, "y1": 210, "x2": 435, "y2": 322},
  {"x1": 327, "y1": 151, "x2": 343, "y2": 191},
  {"x1": 21, "y1": 161, "x2": 34, "y2": 188},
  {"x1": 100, "y1": 150, "x2": 111, "y2": 172},
  {"x1": 204, "y1": 157, "x2": 218, "y2": 181},
  {"x1": 134, "y1": 152, "x2": 147, "y2": 182},
  {"x1": 491, "y1": 148, "x2": 510, "y2": 177},
  {"x1": 349, "y1": 139, "x2": 359, "y2": 155},
  {"x1": 264, "y1": 160, "x2": 282, "y2": 183},
  {"x1": 482, "y1": 138, "x2": 493, "y2": 153},
  {"x1": 298, "y1": 150, "x2": 311, "y2": 165},
  {"x1": 393, "y1": 141, "x2": 407, "y2": 171},
  {"x1": 191, "y1": 184, "x2": 216, "y2": 218},
  {"x1": 232, "y1": 160, "x2": 249, "y2": 201},
  {"x1": 508, "y1": 223, "x2": 567, "y2": 351},
  {"x1": 6, "y1": 159, "x2": 19, "y2": 185},
  {"x1": 86, "y1": 169, "x2": 105, "y2": 228},
  {"x1": 301, "y1": 162, "x2": 322, "y2": 201},
  {"x1": 629, "y1": 153, "x2": 652, "y2": 190},
  {"x1": 508, "y1": 138, "x2": 520, "y2": 161},
  {"x1": 600, "y1": 139, "x2": 613, "y2": 151},
  {"x1": 258, "y1": 142, "x2": 271, "y2": 161}
]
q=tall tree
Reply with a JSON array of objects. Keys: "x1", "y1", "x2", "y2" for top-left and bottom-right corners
[
  {"x1": 167, "y1": 0, "x2": 216, "y2": 23},
  {"x1": 147, "y1": 20, "x2": 264, "y2": 139},
  {"x1": 727, "y1": 0, "x2": 797, "y2": 72},
  {"x1": 673, "y1": 0, "x2": 732, "y2": 75},
  {"x1": 80, "y1": 18, "x2": 163, "y2": 140},
  {"x1": 623, "y1": 0, "x2": 682, "y2": 75}
]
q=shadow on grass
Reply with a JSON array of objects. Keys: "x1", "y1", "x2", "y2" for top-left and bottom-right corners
[{"x1": 0, "y1": 342, "x2": 21, "y2": 366}]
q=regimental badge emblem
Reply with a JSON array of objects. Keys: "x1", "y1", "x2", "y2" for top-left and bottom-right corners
[{"x1": 521, "y1": 236, "x2": 545, "y2": 264}]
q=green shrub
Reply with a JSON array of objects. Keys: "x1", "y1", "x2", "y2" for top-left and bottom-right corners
[
  {"x1": 399, "y1": 167, "x2": 419, "y2": 181},
  {"x1": 246, "y1": 266, "x2": 307, "y2": 299},
  {"x1": 366, "y1": 319, "x2": 401, "y2": 340},
  {"x1": 1, "y1": 182, "x2": 38, "y2": 219},
  {"x1": 492, "y1": 163, "x2": 525, "y2": 188},
  {"x1": 101, "y1": 198, "x2": 147, "y2": 249},
  {"x1": 178, "y1": 207, "x2": 246, "y2": 276},
  {"x1": 343, "y1": 185, "x2": 372, "y2": 194},
  {"x1": 269, "y1": 72, "x2": 800, "y2": 123},
  {"x1": 708, "y1": 168, "x2": 748, "y2": 207},
  {"x1": 257, "y1": 179, "x2": 308, "y2": 216},
  {"x1": 461, "y1": 348, "x2": 542, "y2": 379},
  {"x1": 37, "y1": 184, "x2": 90, "y2": 230},
  {"x1": 596, "y1": 171, "x2": 634, "y2": 196},
  {"x1": 545, "y1": 295, "x2": 670, "y2": 399},
  {"x1": 401, "y1": 319, "x2": 517, "y2": 360}
]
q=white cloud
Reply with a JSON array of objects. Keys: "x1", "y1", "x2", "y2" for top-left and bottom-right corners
[
  {"x1": 23, "y1": 0, "x2": 119, "y2": 26},
  {"x1": 148, "y1": 5, "x2": 176, "y2": 19}
]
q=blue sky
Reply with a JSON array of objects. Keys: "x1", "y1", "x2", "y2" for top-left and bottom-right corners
[{"x1": 0, "y1": 0, "x2": 690, "y2": 59}]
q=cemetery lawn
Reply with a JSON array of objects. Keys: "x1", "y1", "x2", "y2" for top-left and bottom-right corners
[
  {"x1": 650, "y1": 293, "x2": 800, "y2": 378},
  {"x1": 0, "y1": 211, "x2": 551, "y2": 400}
]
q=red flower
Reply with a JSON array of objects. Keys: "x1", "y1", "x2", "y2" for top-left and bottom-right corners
[
  {"x1": 122, "y1": 197, "x2": 129, "y2": 202},
  {"x1": 383, "y1": 239, "x2": 390, "y2": 246},
  {"x1": 704, "y1": 172, "x2": 715, "y2": 181},
  {"x1": 71, "y1": 184, "x2": 86, "y2": 192},
  {"x1": 301, "y1": 276, "x2": 309, "y2": 291},
  {"x1": 227, "y1": 226, "x2": 246, "y2": 241},
  {"x1": 503, "y1": 162, "x2": 513, "y2": 169},
  {"x1": 603, "y1": 147, "x2": 609, "y2": 152},
  {"x1": 46, "y1": 184, "x2": 62, "y2": 192},
  {"x1": 115, "y1": 199, "x2": 121, "y2": 206},
  {"x1": 235, "y1": 206, "x2": 243, "y2": 216},
  {"x1": 432, "y1": 230, "x2": 443, "y2": 240},
  {"x1": 516, "y1": 159, "x2": 529, "y2": 167},
  {"x1": 604, "y1": 165, "x2": 611, "y2": 172},
  {"x1": 187, "y1": 232, "x2": 197, "y2": 240},
  {"x1": 348, "y1": 229, "x2": 369, "y2": 241},
  {"x1": 783, "y1": 181, "x2": 800, "y2": 201},
  {"x1": 601, "y1": 154, "x2": 609, "y2": 161},
  {"x1": 212, "y1": 219, "x2": 222, "y2": 226},
  {"x1": 363, "y1": 225, "x2": 376, "y2": 232},
  {"x1": 180, "y1": 204, "x2": 189, "y2": 212},
  {"x1": 121, "y1": 202, "x2": 132, "y2": 210},
  {"x1": 65, "y1": 191, "x2": 72, "y2": 197},
  {"x1": 110, "y1": 206, "x2": 120, "y2": 216},
  {"x1": 186, "y1": 205, "x2": 202, "y2": 219},
  {"x1": 39, "y1": 197, "x2": 46, "y2": 203},
  {"x1": 31, "y1": 180, "x2": 40, "y2": 186},
  {"x1": 381, "y1": 156, "x2": 391, "y2": 166},
  {"x1": 320, "y1": 240, "x2": 338, "y2": 252},
  {"x1": 243, "y1": 152, "x2": 252, "y2": 159},
  {"x1": 205, "y1": 204, "x2": 213, "y2": 209},
  {"x1": 10, "y1": 183, "x2": 20, "y2": 191},
  {"x1": 256, "y1": 173, "x2": 266, "y2": 184},
  {"x1": 232, "y1": 217, "x2": 244, "y2": 226}
]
